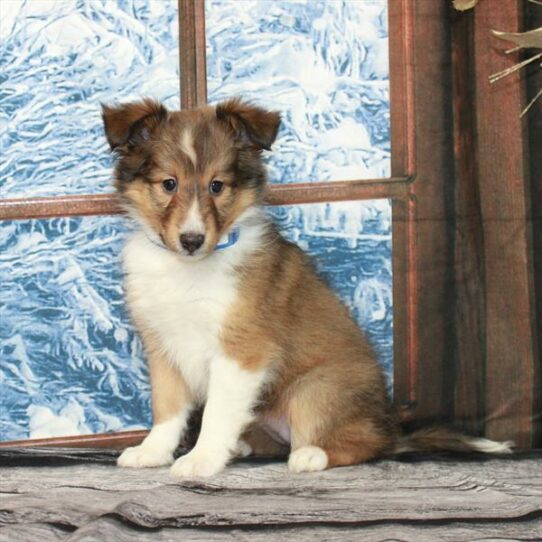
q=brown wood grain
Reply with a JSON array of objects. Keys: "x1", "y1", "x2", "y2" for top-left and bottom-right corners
[
  {"x1": 179, "y1": 0, "x2": 207, "y2": 108},
  {"x1": 451, "y1": 8, "x2": 486, "y2": 436},
  {"x1": 526, "y1": 0, "x2": 542, "y2": 449},
  {"x1": 389, "y1": 0, "x2": 417, "y2": 418},
  {"x1": 391, "y1": 197, "x2": 410, "y2": 411},
  {"x1": 473, "y1": 0, "x2": 538, "y2": 448},
  {"x1": 392, "y1": 197, "x2": 419, "y2": 419},
  {"x1": 389, "y1": 0, "x2": 416, "y2": 177},
  {"x1": 404, "y1": 0, "x2": 457, "y2": 425},
  {"x1": 1, "y1": 457, "x2": 541, "y2": 535},
  {"x1": 0, "y1": 194, "x2": 122, "y2": 221},
  {"x1": 265, "y1": 178, "x2": 411, "y2": 205}
]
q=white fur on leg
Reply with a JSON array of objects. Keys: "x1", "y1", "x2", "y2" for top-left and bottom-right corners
[
  {"x1": 170, "y1": 356, "x2": 266, "y2": 479},
  {"x1": 288, "y1": 446, "x2": 328, "y2": 473},
  {"x1": 118, "y1": 411, "x2": 189, "y2": 468},
  {"x1": 235, "y1": 439, "x2": 253, "y2": 458}
]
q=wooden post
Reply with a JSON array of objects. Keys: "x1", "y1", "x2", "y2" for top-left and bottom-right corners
[
  {"x1": 451, "y1": 9, "x2": 486, "y2": 436},
  {"x1": 405, "y1": 0, "x2": 457, "y2": 425},
  {"x1": 526, "y1": 0, "x2": 542, "y2": 449},
  {"x1": 473, "y1": 0, "x2": 538, "y2": 448}
]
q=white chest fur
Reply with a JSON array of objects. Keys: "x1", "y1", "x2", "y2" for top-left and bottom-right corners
[{"x1": 123, "y1": 232, "x2": 241, "y2": 402}]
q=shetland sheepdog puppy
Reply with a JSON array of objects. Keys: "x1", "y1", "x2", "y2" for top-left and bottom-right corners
[{"x1": 102, "y1": 98, "x2": 512, "y2": 479}]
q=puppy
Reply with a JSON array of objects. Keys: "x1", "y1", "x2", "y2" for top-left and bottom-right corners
[{"x1": 102, "y1": 98, "x2": 512, "y2": 478}]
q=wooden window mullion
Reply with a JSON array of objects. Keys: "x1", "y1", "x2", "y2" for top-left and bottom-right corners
[
  {"x1": 179, "y1": 0, "x2": 207, "y2": 109},
  {"x1": 389, "y1": 0, "x2": 417, "y2": 416}
]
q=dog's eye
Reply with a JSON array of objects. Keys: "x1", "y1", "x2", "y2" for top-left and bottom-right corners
[
  {"x1": 162, "y1": 178, "x2": 177, "y2": 193},
  {"x1": 209, "y1": 180, "x2": 224, "y2": 195}
]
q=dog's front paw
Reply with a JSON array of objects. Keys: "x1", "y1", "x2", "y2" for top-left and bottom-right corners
[
  {"x1": 170, "y1": 450, "x2": 227, "y2": 479},
  {"x1": 288, "y1": 446, "x2": 328, "y2": 473},
  {"x1": 117, "y1": 444, "x2": 174, "y2": 468},
  {"x1": 235, "y1": 439, "x2": 253, "y2": 458}
]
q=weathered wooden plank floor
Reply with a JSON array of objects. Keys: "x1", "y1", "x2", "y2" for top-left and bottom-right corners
[{"x1": 0, "y1": 448, "x2": 541, "y2": 541}]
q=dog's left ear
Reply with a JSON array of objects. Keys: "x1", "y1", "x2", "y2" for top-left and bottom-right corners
[{"x1": 216, "y1": 98, "x2": 281, "y2": 151}]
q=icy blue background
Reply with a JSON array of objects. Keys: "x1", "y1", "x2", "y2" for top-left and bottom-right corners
[
  {"x1": 206, "y1": 0, "x2": 390, "y2": 184},
  {"x1": 0, "y1": 0, "x2": 180, "y2": 198},
  {"x1": 0, "y1": 0, "x2": 392, "y2": 441},
  {"x1": 0, "y1": 204, "x2": 392, "y2": 441}
]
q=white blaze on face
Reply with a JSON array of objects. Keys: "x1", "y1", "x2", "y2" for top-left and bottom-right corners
[
  {"x1": 180, "y1": 198, "x2": 205, "y2": 236},
  {"x1": 180, "y1": 128, "x2": 197, "y2": 168}
]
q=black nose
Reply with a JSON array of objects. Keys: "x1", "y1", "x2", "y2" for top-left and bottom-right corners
[{"x1": 180, "y1": 233, "x2": 205, "y2": 254}]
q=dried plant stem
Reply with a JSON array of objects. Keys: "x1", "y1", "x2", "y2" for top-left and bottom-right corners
[
  {"x1": 489, "y1": 51, "x2": 542, "y2": 83},
  {"x1": 522, "y1": 86, "x2": 542, "y2": 116}
]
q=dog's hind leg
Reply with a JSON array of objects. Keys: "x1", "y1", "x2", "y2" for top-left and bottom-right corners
[{"x1": 286, "y1": 366, "x2": 395, "y2": 473}]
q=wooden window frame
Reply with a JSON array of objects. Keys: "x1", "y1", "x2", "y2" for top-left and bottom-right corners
[{"x1": 1, "y1": 0, "x2": 538, "y2": 450}]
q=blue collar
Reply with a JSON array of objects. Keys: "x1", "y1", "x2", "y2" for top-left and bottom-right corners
[{"x1": 215, "y1": 227, "x2": 240, "y2": 251}]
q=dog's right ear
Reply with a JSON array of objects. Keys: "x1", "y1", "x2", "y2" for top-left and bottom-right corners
[{"x1": 101, "y1": 99, "x2": 168, "y2": 151}]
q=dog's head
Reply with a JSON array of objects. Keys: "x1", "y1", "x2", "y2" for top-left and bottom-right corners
[{"x1": 102, "y1": 98, "x2": 280, "y2": 260}]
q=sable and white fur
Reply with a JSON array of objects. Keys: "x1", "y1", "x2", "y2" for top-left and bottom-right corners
[{"x1": 102, "y1": 98, "x2": 512, "y2": 479}]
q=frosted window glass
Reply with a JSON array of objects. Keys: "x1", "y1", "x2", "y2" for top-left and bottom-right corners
[
  {"x1": 0, "y1": 0, "x2": 180, "y2": 198},
  {"x1": 0, "y1": 201, "x2": 392, "y2": 441},
  {"x1": 206, "y1": 0, "x2": 390, "y2": 184},
  {"x1": 0, "y1": 216, "x2": 149, "y2": 441}
]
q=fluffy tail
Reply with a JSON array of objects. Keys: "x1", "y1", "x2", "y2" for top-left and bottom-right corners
[{"x1": 394, "y1": 427, "x2": 514, "y2": 455}]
